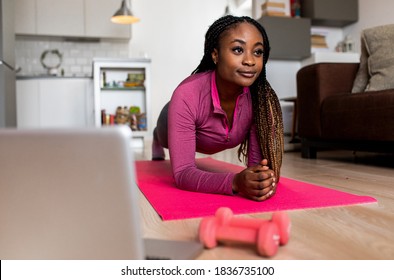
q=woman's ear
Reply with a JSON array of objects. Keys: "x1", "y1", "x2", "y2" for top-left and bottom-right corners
[{"x1": 211, "y1": 49, "x2": 218, "y2": 65}]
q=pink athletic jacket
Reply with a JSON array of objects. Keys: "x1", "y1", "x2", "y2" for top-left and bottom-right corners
[{"x1": 168, "y1": 70, "x2": 263, "y2": 195}]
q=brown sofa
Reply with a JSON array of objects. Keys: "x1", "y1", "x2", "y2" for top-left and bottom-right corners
[{"x1": 296, "y1": 62, "x2": 394, "y2": 158}]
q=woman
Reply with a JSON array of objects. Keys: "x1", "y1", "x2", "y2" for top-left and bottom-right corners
[{"x1": 152, "y1": 15, "x2": 284, "y2": 202}]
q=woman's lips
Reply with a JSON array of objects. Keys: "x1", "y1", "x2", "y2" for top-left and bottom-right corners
[{"x1": 238, "y1": 71, "x2": 256, "y2": 78}]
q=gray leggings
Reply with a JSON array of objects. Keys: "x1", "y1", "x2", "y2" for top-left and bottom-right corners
[{"x1": 153, "y1": 102, "x2": 170, "y2": 148}]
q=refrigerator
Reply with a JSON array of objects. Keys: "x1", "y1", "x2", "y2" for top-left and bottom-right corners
[{"x1": 0, "y1": 0, "x2": 16, "y2": 127}]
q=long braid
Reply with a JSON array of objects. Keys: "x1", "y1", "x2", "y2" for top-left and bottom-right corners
[
  {"x1": 194, "y1": 15, "x2": 284, "y2": 181},
  {"x1": 251, "y1": 80, "x2": 284, "y2": 180}
]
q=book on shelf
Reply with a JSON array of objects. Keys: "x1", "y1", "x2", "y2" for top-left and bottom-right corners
[
  {"x1": 261, "y1": 0, "x2": 291, "y2": 17},
  {"x1": 311, "y1": 34, "x2": 329, "y2": 49},
  {"x1": 290, "y1": 0, "x2": 301, "y2": 17}
]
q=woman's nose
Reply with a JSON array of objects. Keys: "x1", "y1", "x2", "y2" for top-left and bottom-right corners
[{"x1": 242, "y1": 53, "x2": 256, "y2": 66}]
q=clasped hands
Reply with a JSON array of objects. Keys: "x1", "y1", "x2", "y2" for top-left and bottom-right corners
[{"x1": 232, "y1": 159, "x2": 277, "y2": 201}]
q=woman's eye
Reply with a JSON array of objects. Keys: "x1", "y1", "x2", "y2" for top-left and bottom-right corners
[
  {"x1": 232, "y1": 46, "x2": 243, "y2": 54},
  {"x1": 254, "y1": 49, "x2": 264, "y2": 56}
]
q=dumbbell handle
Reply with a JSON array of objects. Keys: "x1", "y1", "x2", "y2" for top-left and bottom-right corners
[
  {"x1": 215, "y1": 225, "x2": 258, "y2": 244},
  {"x1": 226, "y1": 217, "x2": 269, "y2": 230}
]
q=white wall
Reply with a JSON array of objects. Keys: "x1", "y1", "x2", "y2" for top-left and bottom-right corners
[
  {"x1": 129, "y1": 0, "x2": 394, "y2": 138},
  {"x1": 345, "y1": 0, "x2": 394, "y2": 52}
]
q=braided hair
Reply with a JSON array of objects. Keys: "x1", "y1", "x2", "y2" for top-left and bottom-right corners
[{"x1": 192, "y1": 15, "x2": 284, "y2": 180}]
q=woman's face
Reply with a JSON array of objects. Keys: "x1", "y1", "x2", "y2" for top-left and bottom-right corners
[{"x1": 212, "y1": 22, "x2": 264, "y2": 89}]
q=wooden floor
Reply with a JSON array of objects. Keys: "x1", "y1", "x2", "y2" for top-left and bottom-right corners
[{"x1": 134, "y1": 139, "x2": 394, "y2": 259}]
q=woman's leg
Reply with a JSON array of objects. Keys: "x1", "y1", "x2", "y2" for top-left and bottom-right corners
[{"x1": 152, "y1": 102, "x2": 169, "y2": 160}]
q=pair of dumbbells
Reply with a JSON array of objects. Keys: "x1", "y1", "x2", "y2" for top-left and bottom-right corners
[{"x1": 199, "y1": 207, "x2": 291, "y2": 257}]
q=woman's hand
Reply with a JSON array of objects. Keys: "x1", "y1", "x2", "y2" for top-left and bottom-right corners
[{"x1": 232, "y1": 159, "x2": 277, "y2": 201}]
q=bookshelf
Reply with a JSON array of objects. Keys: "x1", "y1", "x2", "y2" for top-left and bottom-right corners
[
  {"x1": 301, "y1": 0, "x2": 358, "y2": 27},
  {"x1": 258, "y1": 16, "x2": 311, "y2": 60},
  {"x1": 93, "y1": 58, "x2": 151, "y2": 140},
  {"x1": 256, "y1": 0, "x2": 358, "y2": 60},
  {"x1": 301, "y1": 52, "x2": 360, "y2": 67}
]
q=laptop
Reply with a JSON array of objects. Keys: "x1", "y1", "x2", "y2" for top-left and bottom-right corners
[{"x1": 0, "y1": 126, "x2": 202, "y2": 260}]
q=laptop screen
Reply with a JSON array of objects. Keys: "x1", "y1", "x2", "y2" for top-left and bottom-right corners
[{"x1": 0, "y1": 126, "x2": 144, "y2": 259}]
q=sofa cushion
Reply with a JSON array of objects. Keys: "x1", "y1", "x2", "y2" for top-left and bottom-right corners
[
  {"x1": 321, "y1": 90, "x2": 394, "y2": 141},
  {"x1": 351, "y1": 36, "x2": 369, "y2": 93},
  {"x1": 351, "y1": 24, "x2": 394, "y2": 93}
]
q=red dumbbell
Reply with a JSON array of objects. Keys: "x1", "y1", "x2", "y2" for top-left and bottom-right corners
[
  {"x1": 215, "y1": 207, "x2": 291, "y2": 245},
  {"x1": 199, "y1": 216, "x2": 280, "y2": 257}
]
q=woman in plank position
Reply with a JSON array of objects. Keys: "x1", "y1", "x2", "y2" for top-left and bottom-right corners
[{"x1": 152, "y1": 15, "x2": 284, "y2": 201}]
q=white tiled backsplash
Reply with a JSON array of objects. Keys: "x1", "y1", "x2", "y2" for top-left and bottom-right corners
[{"x1": 15, "y1": 37, "x2": 130, "y2": 77}]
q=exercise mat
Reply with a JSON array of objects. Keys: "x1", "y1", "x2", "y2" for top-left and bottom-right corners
[{"x1": 135, "y1": 158, "x2": 377, "y2": 220}]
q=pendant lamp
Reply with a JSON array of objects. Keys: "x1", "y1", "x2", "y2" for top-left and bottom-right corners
[
  {"x1": 224, "y1": 5, "x2": 231, "y2": 16},
  {"x1": 111, "y1": 0, "x2": 140, "y2": 24},
  {"x1": 223, "y1": 0, "x2": 231, "y2": 16}
]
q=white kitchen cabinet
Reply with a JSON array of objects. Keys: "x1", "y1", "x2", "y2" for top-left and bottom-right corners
[
  {"x1": 14, "y1": 0, "x2": 130, "y2": 39},
  {"x1": 16, "y1": 80, "x2": 40, "y2": 127},
  {"x1": 93, "y1": 58, "x2": 151, "y2": 139},
  {"x1": 36, "y1": 0, "x2": 84, "y2": 37},
  {"x1": 14, "y1": 0, "x2": 36, "y2": 35},
  {"x1": 85, "y1": 0, "x2": 131, "y2": 39},
  {"x1": 16, "y1": 78, "x2": 93, "y2": 128}
]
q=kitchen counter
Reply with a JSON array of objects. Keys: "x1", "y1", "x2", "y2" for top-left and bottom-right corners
[
  {"x1": 16, "y1": 76, "x2": 94, "y2": 128},
  {"x1": 16, "y1": 74, "x2": 93, "y2": 80}
]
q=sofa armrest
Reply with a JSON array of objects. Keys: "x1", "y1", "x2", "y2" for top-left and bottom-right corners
[{"x1": 296, "y1": 62, "x2": 359, "y2": 138}]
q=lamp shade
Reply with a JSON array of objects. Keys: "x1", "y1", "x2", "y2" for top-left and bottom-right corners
[{"x1": 111, "y1": 0, "x2": 140, "y2": 24}]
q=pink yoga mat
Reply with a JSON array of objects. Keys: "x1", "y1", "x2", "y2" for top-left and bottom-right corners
[{"x1": 135, "y1": 158, "x2": 377, "y2": 220}]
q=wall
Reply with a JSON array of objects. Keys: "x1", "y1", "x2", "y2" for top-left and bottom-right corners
[{"x1": 345, "y1": 0, "x2": 394, "y2": 52}]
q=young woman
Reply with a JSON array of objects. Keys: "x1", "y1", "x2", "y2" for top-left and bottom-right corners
[{"x1": 152, "y1": 15, "x2": 284, "y2": 202}]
